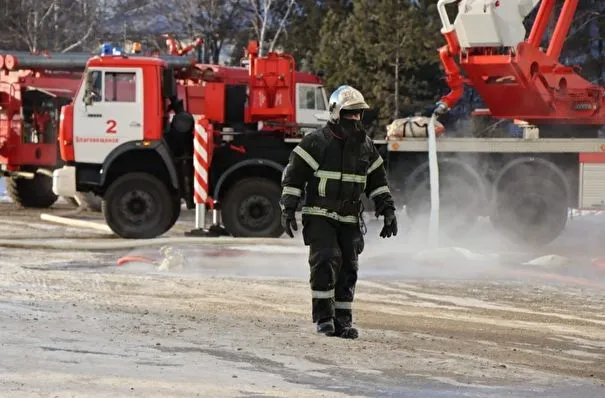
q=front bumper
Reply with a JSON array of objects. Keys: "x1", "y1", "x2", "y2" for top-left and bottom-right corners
[{"x1": 52, "y1": 166, "x2": 77, "y2": 197}]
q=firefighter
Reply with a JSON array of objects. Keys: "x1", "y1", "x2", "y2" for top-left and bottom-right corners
[{"x1": 280, "y1": 85, "x2": 398, "y2": 339}]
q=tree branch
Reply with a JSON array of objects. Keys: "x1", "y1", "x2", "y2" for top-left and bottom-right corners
[
  {"x1": 269, "y1": 0, "x2": 296, "y2": 52},
  {"x1": 61, "y1": 23, "x2": 95, "y2": 52},
  {"x1": 39, "y1": 0, "x2": 58, "y2": 26}
]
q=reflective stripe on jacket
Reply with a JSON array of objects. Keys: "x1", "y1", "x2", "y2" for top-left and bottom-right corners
[{"x1": 280, "y1": 124, "x2": 394, "y2": 223}]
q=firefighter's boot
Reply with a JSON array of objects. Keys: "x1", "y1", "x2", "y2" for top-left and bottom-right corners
[
  {"x1": 337, "y1": 326, "x2": 359, "y2": 339},
  {"x1": 335, "y1": 312, "x2": 359, "y2": 339},
  {"x1": 316, "y1": 318, "x2": 335, "y2": 336}
]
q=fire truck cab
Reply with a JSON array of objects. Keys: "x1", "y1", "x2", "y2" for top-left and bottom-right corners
[
  {"x1": 53, "y1": 52, "x2": 188, "y2": 238},
  {"x1": 53, "y1": 44, "x2": 330, "y2": 239}
]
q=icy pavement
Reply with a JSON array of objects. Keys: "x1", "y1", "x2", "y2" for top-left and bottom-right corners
[
  {"x1": 0, "y1": 204, "x2": 604, "y2": 397},
  {"x1": 2, "y1": 250, "x2": 604, "y2": 398}
]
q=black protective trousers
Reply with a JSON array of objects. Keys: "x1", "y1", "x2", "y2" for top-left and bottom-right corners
[{"x1": 302, "y1": 215, "x2": 364, "y2": 327}]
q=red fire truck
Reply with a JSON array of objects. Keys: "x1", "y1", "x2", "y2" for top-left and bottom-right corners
[
  {"x1": 47, "y1": 41, "x2": 329, "y2": 238},
  {"x1": 382, "y1": 0, "x2": 605, "y2": 246},
  {"x1": 0, "y1": 54, "x2": 84, "y2": 208},
  {"x1": 0, "y1": 44, "x2": 202, "y2": 211},
  {"x1": 53, "y1": 0, "x2": 605, "y2": 246}
]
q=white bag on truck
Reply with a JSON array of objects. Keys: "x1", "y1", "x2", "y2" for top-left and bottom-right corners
[{"x1": 386, "y1": 116, "x2": 445, "y2": 139}]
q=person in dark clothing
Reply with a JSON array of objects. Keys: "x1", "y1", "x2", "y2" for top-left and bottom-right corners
[{"x1": 280, "y1": 85, "x2": 398, "y2": 339}]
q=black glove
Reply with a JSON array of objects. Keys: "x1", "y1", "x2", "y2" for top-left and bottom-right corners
[
  {"x1": 281, "y1": 208, "x2": 297, "y2": 238},
  {"x1": 379, "y1": 209, "x2": 397, "y2": 238}
]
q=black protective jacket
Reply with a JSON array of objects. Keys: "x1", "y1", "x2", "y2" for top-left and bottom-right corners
[{"x1": 280, "y1": 124, "x2": 395, "y2": 224}]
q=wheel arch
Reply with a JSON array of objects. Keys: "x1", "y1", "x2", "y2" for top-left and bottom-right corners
[
  {"x1": 213, "y1": 158, "x2": 285, "y2": 201},
  {"x1": 100, "y1": 140, "x2": 179, "y2": 192}
]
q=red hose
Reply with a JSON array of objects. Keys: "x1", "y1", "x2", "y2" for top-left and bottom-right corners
[{"x1": 116, "y1": 255, "x2": 155, "y2": 266}]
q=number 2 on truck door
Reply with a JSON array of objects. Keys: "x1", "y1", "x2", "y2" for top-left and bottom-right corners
[
  {"x1": 106, "y1": 119, "x2": 117, "y2": 134},
  {"x1": 72, "y1": 67, "x2": 144, "y2": 164}
]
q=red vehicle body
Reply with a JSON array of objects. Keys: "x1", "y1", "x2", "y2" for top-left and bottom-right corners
[
  {"x1": 0, "y1": 62, "x2": 82, "y2": 207},
  {"x1": 0, "y1": 42, "x2": 327, "y2": 212},
  {"x1": 437, "y1": 0, "x2": 604, "y2": 127},
  {"x1": 378, "y1": 0, "x2": 605, "y2": 246}
]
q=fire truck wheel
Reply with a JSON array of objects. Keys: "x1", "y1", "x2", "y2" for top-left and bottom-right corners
[
  {"x1": 168, "y1": 195, "x2": 182, "y2": 229},
  {"x1": 490, "y1": 174, "x2": 568, "y2": 246},
  {"x1": 102, "y1": 172, "x2": 176, "y2": 239},
  {"x1": 5, "y1": 174, "x2": 58, "y2": 208},
  {"x1": 221, "y1": 177, "x2": 284, "y2": 238}
]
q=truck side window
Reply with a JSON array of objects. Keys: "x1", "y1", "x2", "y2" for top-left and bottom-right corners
[
  {"x1": 298, "y1": 86, "x2": 315, "y2": 109},
  {"x1": 89, "y1": 70, "x2": 102, "y2": 102},
  {"x1": 104, "y1": 72, "x2": 136, "y2": 102},
  {"x1": 298, "y1": 85, "x2": 327, "y2": 110},
  {"x1": 315, "y1": 87, "x2": 326, "y2": 110}
]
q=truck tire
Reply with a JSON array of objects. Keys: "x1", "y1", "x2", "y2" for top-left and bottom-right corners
[
  {"x1": 5, "y1": 173, "x2": 58, "y2": 208},
  {"x1": 102, "y1": 172, "x2": 176, "y2": 239},
  {"x1": 221, "y1": 177, "x2": 284, "y2": 237},
  {"x1": 404, "y1": 160, "x2": 486, "y2": 237},
  {"x1": 490, "y1": 171, "x2": 568, "y2": 246},
  {"x1": 169, "y1": 196, "x2": 182, "y2": 229}
]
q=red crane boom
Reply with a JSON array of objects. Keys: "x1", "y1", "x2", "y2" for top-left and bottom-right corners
[{"x1": 436, "y1": 0, "x2": 604, "y2": 126}]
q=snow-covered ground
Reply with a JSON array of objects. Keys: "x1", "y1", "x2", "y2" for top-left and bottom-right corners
[{"x1": 0, "y1": 203, "x2": 604, "y2": 397}]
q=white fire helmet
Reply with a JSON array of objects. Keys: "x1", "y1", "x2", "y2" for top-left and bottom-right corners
[{"x1": 328, "y1": 85, "x2": 370, "y2": 123}]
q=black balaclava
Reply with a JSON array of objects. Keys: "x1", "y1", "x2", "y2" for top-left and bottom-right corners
[{"x1": 333, "y1": 109, "x2": 365, "y2": 142}]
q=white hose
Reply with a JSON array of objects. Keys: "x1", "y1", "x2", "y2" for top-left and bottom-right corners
[
  {"x1": 40, "y1": 213, "x2": 113, "y2": 233},
  {"x1": 427, "y1": 112, "x2": 440, "y2": 246}
]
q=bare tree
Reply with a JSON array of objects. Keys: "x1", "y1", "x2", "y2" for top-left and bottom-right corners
[
  {"x1": 245, "y1": 0, "x2": 296, "y2": 56},
  {"x1": 0, "y1": 0, "x2": 105, "y2": 52},
  {"x1": 114, "y1": 0, "x2": 244, "y2": 64}
]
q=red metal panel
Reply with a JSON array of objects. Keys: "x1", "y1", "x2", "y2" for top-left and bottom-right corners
[
  {"x1": 142, "y1": 65, "x2": 162, "y2": 141},
  {"x1": 20, "y1": 73, "x2": 83, "y2": 96},
  {"x1": 202, "y1": 82, "x2": 225, "y2": 123},
  {"x1": 579, "y1": 153, "x2": 605, "y2": 163},
  {"x1": 245, "y1": 46, "x2": 296, "y2": 125},
  {"x1": 0, "y1": 142, "x2": 56, "y2": 166},
  {"x1": 59, "y1": 105, "x2": 74, "y2": 162},
  {"x1": 181, "y1": 83, "x2": 225, "y2": 123}
]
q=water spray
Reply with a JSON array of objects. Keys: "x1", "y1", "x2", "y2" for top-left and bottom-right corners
[{"x1": 427, "y1": 109, "x2": 442, "y2": 246}]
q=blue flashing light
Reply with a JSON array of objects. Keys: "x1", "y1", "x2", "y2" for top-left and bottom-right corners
[{"x1": 100, "y1": 43, "x2": 113, "y2": 55}]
